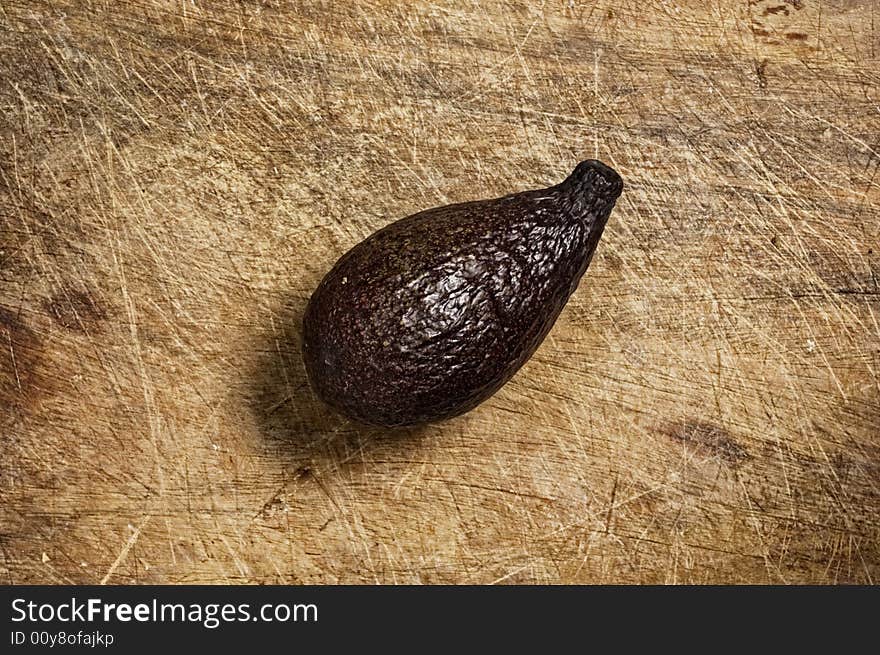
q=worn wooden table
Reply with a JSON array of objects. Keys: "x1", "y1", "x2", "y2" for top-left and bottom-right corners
[{"x1": 1, "y1": 0, "x2": 878, "y2": 583}]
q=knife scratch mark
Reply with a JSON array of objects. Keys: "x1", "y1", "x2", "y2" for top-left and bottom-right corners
[{"x1": 100, "y1": 515, "x2": 152, "y2": 585}]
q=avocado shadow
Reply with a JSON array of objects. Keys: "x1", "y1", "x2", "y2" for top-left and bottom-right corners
[{"x1": 245, "y1": 291, "x2": 430, "y2": 474}]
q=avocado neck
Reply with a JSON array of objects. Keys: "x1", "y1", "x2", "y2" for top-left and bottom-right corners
[{"x1": 555, "y1": 160, "x2": 623, "y2": 227}]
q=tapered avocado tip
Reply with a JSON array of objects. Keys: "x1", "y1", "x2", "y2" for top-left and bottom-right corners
[{"x1": 563, "y1": 159, "x2": 624, "y2": 200}]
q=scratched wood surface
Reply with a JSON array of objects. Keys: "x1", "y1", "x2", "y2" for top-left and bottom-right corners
[{"x1": 1, "y1": 0, "x2": 878, "y2": 584}]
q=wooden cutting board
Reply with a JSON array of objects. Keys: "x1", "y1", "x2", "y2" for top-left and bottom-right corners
[{"x1": 1, "y1": 0, "x2": 877, "y2": 584}]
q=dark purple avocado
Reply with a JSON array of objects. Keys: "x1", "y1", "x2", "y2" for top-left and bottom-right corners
[{"x1": 302, "y1": 160, "x2": 624, "y2": 427}]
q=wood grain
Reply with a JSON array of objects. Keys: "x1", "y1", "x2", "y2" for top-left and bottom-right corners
[{"x1": 1, "y1": 0, "x2": 877, "y2": 584}]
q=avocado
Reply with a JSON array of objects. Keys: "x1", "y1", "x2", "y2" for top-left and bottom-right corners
[{"x1": 302, "y1": 160, "x2": 623, "y2": 427}]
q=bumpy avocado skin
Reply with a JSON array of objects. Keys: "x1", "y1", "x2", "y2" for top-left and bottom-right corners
[{"x1": 302, "y1": 160, "x2": 623, "y2": 427}]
